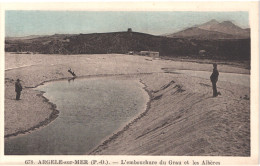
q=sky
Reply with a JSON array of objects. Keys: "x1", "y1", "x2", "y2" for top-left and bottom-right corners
[{"x1": 5, "y1": 11, "x2": 249, "y2": 37}]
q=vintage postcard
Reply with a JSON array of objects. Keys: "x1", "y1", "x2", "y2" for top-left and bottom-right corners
[{"x1": 0, "y1": 2, "x2": 259, "y2": 166}]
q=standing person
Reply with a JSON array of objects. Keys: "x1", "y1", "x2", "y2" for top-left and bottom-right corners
[
  {"x1": 210, "y1": 63, "x2": 219, "y2": 97},
  {"x1": 15, "y1": 79, "x2": 22, "y2": 100}
]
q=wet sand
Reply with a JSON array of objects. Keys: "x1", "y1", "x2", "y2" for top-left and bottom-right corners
[{"x1": 5, "y1": 52, "x2": 250, "y2": 156}]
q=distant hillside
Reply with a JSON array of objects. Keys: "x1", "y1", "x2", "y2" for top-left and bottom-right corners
[
  {"x1": 166, "y1": 27, "x2": 237, "y2": 39},
  {"x1": 5, "y1": 31, "x2": 250, "y2": 60},
  {"x1": 167, "y1": 20, "x2": 250, "y2": 39},
  {"x1": 6, "y1": 35, "x2": 45, "y2": 41}
]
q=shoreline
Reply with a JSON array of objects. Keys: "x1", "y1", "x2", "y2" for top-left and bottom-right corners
[
  {"x1": 4, "y1": 90, "x2": 59, "y2": 138},
  {"x1": 4, "y1": 73, "x2": 153, "y2": 138},
  {"x1": 4, "y1": 53, "x2": 250, "y2": 156},
  {"x1": 89, "y1": 78, "x2": 153, "y2": 154},
  {"x1": 91, "y1": 73, "x2": 250, "y2": 155}
]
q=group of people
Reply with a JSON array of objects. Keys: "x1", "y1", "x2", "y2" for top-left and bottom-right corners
[{"x1": 14, "y1": 64, "x2": 220, "y2": 100}]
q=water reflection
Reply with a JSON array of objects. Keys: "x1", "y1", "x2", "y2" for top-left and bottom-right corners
[
  {"x1": 5, "y1": 78, "x2": 148, "y2": 155},
  {"x1": 68, "y1": 77, "x2": 76, "y2": 83}
]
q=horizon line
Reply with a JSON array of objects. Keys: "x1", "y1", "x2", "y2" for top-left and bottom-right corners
[{"x1": 5, "y1": 19, "x2": 250, "y2": 38}]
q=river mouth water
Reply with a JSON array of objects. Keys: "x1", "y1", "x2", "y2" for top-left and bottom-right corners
[{"x1": 5, "y1": 77, "x2": 149, "y2": 155}]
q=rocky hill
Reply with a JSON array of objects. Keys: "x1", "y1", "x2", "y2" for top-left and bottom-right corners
[
  {"x1": 5, "y1": 31, "x2": 250, "y2": 60},
  {"x1": 166, "y1": 27, "x2": 237, "y2": 39},
  {"x1": 167, "y1": 20, "x2": 250, "y2": 39}
]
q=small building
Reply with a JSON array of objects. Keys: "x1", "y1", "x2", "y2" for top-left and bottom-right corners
[
  {"x1": 127, "y1": 28, "x2": 132, "y2": 32},
  {"x1": 199, "y1": 50, "x2": 207, "y2": 57},
  {"x1": 140, "y1": 51, "x2": 159, "y2": 58},
  {"x1": 128, "y1": 51, "x2": 134, "y2": 55}
]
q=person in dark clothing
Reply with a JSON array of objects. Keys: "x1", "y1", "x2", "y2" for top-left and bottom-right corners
[
  {"x1": 15, "y1": 79, "x2": 22, "y2": 100},
  {"x1": 68, "y1": 68, "x2": 76, "y2": 77},
  {"x1": 210, "y1": 63, "x2": 219, "y2": 97}
]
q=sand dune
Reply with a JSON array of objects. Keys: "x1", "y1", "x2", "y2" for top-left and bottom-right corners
[
  {"x1": 91, "y1": 73, "x2": 250, "y2": 156},
  {"x1": 5, "y1": 52, "x2": 250, "y2": 156}
]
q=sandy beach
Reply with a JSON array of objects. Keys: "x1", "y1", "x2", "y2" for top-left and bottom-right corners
[{"x1": 5, "y1": 52, "x2": 250, "y2": 156}]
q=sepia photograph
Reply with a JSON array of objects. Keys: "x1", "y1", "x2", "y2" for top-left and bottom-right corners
[{"x1": 0, "y1": 2, "x2": 259, "y2": 165}]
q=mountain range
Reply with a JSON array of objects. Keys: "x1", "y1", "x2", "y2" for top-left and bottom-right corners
[{"x1": 166, "y1": 19, "x2": 250, "y2": 39}]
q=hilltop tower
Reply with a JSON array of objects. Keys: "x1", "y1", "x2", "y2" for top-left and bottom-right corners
[{"x1": 127, "y1": 28, "x2": 132, "y2": 32}]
